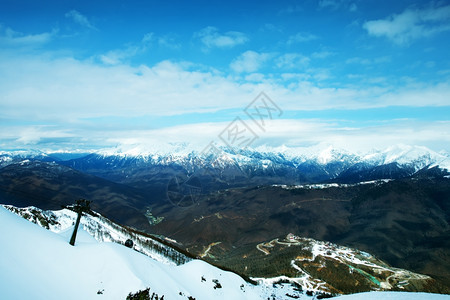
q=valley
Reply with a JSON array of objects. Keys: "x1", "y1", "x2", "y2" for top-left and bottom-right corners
[{"x1": 148, "y1": 178, "x2": 450, "y2": 293}]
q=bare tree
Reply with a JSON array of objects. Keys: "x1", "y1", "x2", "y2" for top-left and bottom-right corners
[{"x1": 69, "y1": 199, "x2": 91, "y2": 246}]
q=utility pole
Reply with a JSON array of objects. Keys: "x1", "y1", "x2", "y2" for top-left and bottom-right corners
[{"x1": 69, "y1": 199, "x2": 91, "y2": 246}]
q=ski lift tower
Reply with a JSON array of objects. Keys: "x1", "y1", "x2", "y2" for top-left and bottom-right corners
[{"x1": 69, "y1": 198, "x2": 91, "y2": 246}]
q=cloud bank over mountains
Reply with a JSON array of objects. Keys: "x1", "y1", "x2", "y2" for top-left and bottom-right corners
[{"x1": 0, "y1": 1, "x2": 449, "y2": 152}]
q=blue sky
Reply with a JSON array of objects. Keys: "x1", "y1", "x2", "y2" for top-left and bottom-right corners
[{"x1": 0, "y1": 0, "x2": 449, "y2": 152}]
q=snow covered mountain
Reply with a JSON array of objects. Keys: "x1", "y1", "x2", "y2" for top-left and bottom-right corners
[
  {"x1": 93, "y1": 143, "x2": 450, "y2": 170},
  {"x1": 0, "y1": 204, "x2": 266, "y2": 300},
  {"x1": 360, "y1": 145, "x2": 450, "y2": 171},
  {"x1": 1, "y1": 204, "x2": 449, "y2": 300},
  {"x1": 1, "y1": 145, "x2": 448, "y2": 205},
  {"x1": 2, "y1": 144, "x2": 448, "y2": 181},
  {"x1": 53, "y1": 144, "x2": 450, "y2": 188},
  {"x1": 2, "y1": 204, "x2": 191, "y2": 265}
]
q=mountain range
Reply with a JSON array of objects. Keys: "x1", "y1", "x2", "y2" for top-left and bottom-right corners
[
  {"x1": 1, "y1": 144, "x2": 449, "y2": 295},
  {"x1": 2, "y1": 144, "x2": 449, "y2": 191}
]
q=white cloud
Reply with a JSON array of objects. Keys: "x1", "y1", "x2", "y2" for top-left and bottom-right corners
[
  {"x1": 157, "y1": 35, "x2": 180, "y2": 49},
  {"x1": 251, "y1": 119, "x2": 450, "y2": 152},
  {"x1": 345, "y1": 57, "x2": 369, "y2": 65},
  {"x1": 99, "y1": 46, "x2": 140, "y2": 65},
  {"x1": 65, "y1": 10, "x2": 97, "y2": 30},
  {"x1": 319, "y1": 0, "x2": 340, "y2": 10},
  {"x1": 1, "y1": 49, "x2": 450, "y2": 151},
  {"x1": 363, "y1": 4, "x2": 450, "y2": 45},
  {"x1": 319, "y1": 0, "x2": 357, "y2": 12},
  {"x1": 0, "y1": 125, "x2": 74, "y2": 147},
  {"x1": 16, "y1": 126, "x2": 73, "y2": 145},
  {"x1": 287, "y1": 32, "x2": 318, "y2": 44},
  {"x1": 0, "y1": 25, "x2": 55, "y2": 47},
  {"x1": 0, "y1": 54, "x2": 258, "y2": 120},
  {"x1": 195, "y1": 26, "x2": 248, "y2": 49},
  {"x1": 244, "y1": 73, "x2": 266, "y2": 82},
  {"x1": 142, "y1": 33, "x2": 153, "y2": 44},
  {"x1": 346, "y1": 56, "x2": 391, "y2": 65},
  {"x1": 5, "y1": 118, "x2": 449, "y2": 153},
  {"x1": 230, "y1": 51, "x2": 271, "y2": 73},
  {"x1": 261, "y1": 23, "x2": 283, "y2": 33},
  {"x1": 278, "y1": 5, "x2": 303, "y2": 15},
  {"x1": 275, "y1": 53, "x2": 310, "y2": 69},
  {"x1": 311, "y1": 51, "x2": 335, "y2": 59},
  {"x1": 1, "y1": 51, "x2": 449, "y2": 124},
  {"x1": 99, "y1": 33, "x2": 153, "y2": 65},
  {"x1": 379, "y1": 82, "x2": 450, "y2": 107}
]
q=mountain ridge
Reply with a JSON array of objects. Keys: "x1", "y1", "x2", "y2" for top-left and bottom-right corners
[{"x1": 2, "y1": 143, "x2": 448, "y2": 171}]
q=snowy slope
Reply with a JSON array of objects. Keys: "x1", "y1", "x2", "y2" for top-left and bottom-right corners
[
  {"x1": 3, "y1": 205, "x2": 189, "y2": 266},
  {"x1": 1, "y1": 205, "x2": 449, "y2": 300},
  {"x1": 362, "y1": 144, "x2": 450, "y2": 171},
  {"x1": 0, "y1": 205, "x2": 262, "y2": 300}
]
